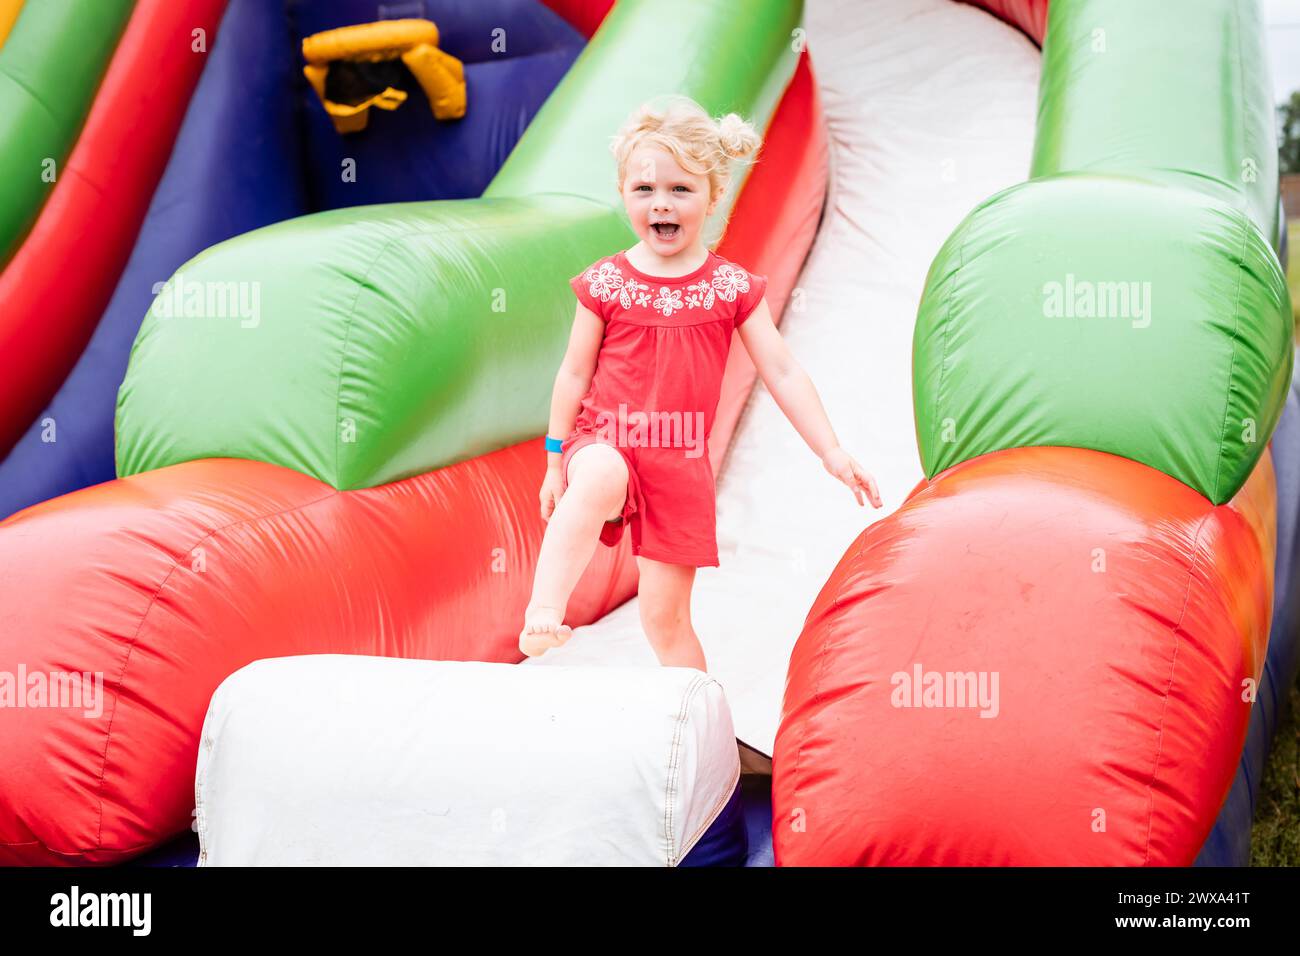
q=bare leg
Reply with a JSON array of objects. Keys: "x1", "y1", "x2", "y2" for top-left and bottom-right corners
[
  {"x1": 520, "y1": 443, "x2": 629, "y2": 657},
  {"x1": 636, "y1": 556, "x2": 706, "y2": 671}
]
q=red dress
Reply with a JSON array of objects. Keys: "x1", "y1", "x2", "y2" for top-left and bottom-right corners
[{"x1": 562, "y1": 249, "x2": 768, "y2": 567}]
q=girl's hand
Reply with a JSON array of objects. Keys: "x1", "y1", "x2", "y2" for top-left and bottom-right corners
[
  {"x1": 540, "y1": 463, "x2": 566, "y2": 522},
  {"x1": 822, "y1": 446, "x2": 882, "y2": 508}
]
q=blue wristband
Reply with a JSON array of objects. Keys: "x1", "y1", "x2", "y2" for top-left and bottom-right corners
[{"x1": 545, "y1": 435, "x2": 564, "y2": 453}]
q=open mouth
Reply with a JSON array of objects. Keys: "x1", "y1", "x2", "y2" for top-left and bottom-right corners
[{"x1": 651, "y1": 223, "x2": 680, "y2": 241}]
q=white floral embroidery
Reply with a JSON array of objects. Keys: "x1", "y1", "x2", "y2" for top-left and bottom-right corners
[
  {"x1": 652, "y1": 286, "x2": 684, "y2": 317},
  {"x1": 582, "y1": 261, "x2": 625, "y2": 302},
  {"x1": 686, "y1": 279, "x2": 715, "y2": 309},
  {"x1": 577, "y1": 259, "x2": 753, "y2": 316},
  {"x1": 619, "y1": 277, "x2": 649, "y2": 310},
  {"x1": 711, "y1": 264, "x2": 750, "y2": 302}
]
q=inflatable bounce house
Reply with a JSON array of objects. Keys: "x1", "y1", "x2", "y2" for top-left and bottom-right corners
[{"x1": 0, "y1": 0, "x2": 1295, "y2": 866}]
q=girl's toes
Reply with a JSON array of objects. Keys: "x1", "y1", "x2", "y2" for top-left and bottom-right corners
[
  {"x1": 519, "y1": 630, "x2": 548, "y2": 657},
  {"x1": 518, "y1": 608, "x2": 568, "y2": 658},
  {"x1": 520, "y1": 625, "x2": 566, "y2": 657}
]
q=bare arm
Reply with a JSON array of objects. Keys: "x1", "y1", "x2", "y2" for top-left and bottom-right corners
[
  {"x1": 738, "y1": 298, "x2": 882, "y2": 508},
  {"x1": 546, "y1": 302, "x2": 605, "y2": 472}
]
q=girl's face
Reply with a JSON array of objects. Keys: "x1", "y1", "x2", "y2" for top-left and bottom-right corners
[{"x1": 621, "y1": 144, "x2": 718, "y2": 258}]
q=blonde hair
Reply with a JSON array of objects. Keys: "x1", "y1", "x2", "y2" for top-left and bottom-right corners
[{"x1": 610, "y1": 95, "x2": 762, "y2": 206}]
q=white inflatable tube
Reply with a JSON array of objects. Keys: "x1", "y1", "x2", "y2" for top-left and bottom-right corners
[{"x1": 195, "y1": 655, "x2": 740, "y2": 865}]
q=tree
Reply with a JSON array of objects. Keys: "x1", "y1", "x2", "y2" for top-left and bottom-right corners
[{"x1": 1281, "y1": 91, "x2": 1300, "y2": 174}]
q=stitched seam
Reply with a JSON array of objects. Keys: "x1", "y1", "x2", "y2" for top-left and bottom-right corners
[
  {"x1": 612, "y1": 313, "x2": 734, "y2": 329},
  {"x1": 83, "y1": 487, "x2": 341, "y2": 857},
  {"x1": 664, "y1": 675, "x2": 693, "y2": 864},
  {"x1": 1210, "y1": 214, "x2": 1251, "y2": 501},
  {"x1": 333, "y1": 234, "x2": 412, "y2": 485},
  {"x1": 1142, "y1": 514, "x2": 1209, "y2": 865},
  {"x1": 677, "y1": 759, "x2": 741, "y2": 863},
  {"x1": 665, "y1": 673, "x2": 709, "y2": 865},
  {"x1": 0, "y1": 837, "x2": 176, "y2": 855},
  {"x1": 1232, "y1": 0, "x2": 1251, "y2": 224},
  {"x1": 932, "y1": 221, "x2": 969, "y2": 470},
  {"x1": 786, "y1": 538, "x2": 864, "y2": 854},
  {"x1": 634, "y1": 548, "x2": 717, "y2": 565},
  {"x1": 330, "y1": 217, "x2": 602, "y2": 481}
]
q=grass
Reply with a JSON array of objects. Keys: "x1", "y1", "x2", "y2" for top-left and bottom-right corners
[
  {"x1": 1252, "y1": 677, "x2": 1300, "y2": 864},
  {"x1": 1292, "y1": 219, "x2": 1300, "y2": 332}
]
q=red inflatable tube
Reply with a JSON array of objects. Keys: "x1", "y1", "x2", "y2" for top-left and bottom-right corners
[
  {"x1": 965, "y1": 0, "x2": 1049, "y2": 44},
  {"x1": 541, "y1": 0, "x2": 613, "y2": 39},
  {"x1": 548, "y1": 1, "x2": 1049, "y2": 54},
  {"x1": 773, "y1": 445, "x2": 1275, "y2": 866},
  {"x1": 712, "y1": 54, "x2": 827, "y2": 472},
  {"x1": 0, "y1": 0, "x2": 229, "y2": 457},
  {"x1": 0, "y1": 454, "x2": 573, "y2": 863},
  {"x1": 0, "y1": 51, "x2": 825, "y2": 865}
]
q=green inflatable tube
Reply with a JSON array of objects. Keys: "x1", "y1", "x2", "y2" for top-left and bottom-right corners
[
  {"x1": 912, "y1": 0, "x2": 1292, "y2": 504},
  {"x1": 1031, "y1": 0, "x2": 1278, "y2": 240},
  {"x1": 118, "y1": 196, "x2": 632, "y2": 487},
  {"x1": 116, "y1": 0, "x2": 801, "y2": 489},
  {"x1": 0, "y1": 0, "x2": 134, "y2": 265}
]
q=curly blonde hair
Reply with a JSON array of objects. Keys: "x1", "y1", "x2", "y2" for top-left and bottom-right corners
[{"x1": 610, "y1": 95, "x2": 763, "y2": 206}]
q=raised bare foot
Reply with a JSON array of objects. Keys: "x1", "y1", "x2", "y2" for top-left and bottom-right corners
[{"x1": 518, "y1": 604, "x2": 573, "y2": 658}]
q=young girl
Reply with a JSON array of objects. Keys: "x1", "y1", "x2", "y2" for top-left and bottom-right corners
[{"x1": 520, "y1": 95, "x2": 881, "y2": 667}]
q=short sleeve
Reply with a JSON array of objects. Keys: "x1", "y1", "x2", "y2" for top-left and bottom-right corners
[
  {"x1": 734, "y1": 270, "x2": 769, "y2": 327},
  {"x1": 570, "y1": 266, "x2": 606, "y2": 321}
]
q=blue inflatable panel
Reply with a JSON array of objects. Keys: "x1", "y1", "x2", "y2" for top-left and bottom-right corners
[
  {"x1": 131, "y1": 784, "x2": 753, "y2": 868},
  {"x1": 740, "y1": 773, "x2": 775, "y2": 867},
  {"x1": 292, "y1": 0, "x2": 583, "y2": 207},
  {"x1": 0, "y1": 0, "x2": 302, "y2": 517},
  {"x1": 1197, "y1": 349, "x2": 1300, "y2": 865},
  {"x1": 680, "y1": 782, "x2": 750, "y2": 867},
  {"x1": 128, "y1": 831, "x2": 200, "y2": 868},
  {"x1": 0, "y1": 0, "x2": 582, "y2": 520}
]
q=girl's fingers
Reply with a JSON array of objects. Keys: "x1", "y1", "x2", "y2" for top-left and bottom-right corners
[
  {"x1": 848, "y1": 460, "x2": 882, "y2": 509},
  {"x1": 849, "y1": 463, "x2": 867, "y2": 506},
  {"x1": 840, "y1": 467, "x2": 863, "y2": 506}
]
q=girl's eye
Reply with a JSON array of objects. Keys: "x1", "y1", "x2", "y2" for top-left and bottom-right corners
[
  {"x1": 673, "y1": 186, "x2": 689, "y2": 192},
  {"x1": 636, "y1": 185, "x2": 652, "y2": 191}
]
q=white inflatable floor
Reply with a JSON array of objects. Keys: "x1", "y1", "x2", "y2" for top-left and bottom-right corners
[{"x1": 526, "y1": 0, "x2": 1041, "y2": 757}]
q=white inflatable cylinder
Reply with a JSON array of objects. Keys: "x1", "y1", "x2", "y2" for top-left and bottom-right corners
[{"x1": 195, "y1": 655, "x2": 742, "y2": 865}]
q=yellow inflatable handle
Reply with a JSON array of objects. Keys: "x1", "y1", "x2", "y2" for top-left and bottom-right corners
[
  {"x1": 0, "y1": 0, "x2": 25, "y2": 51},
  {"x1": 302, "y1": 18, "x2": 466, "y2": 134}
]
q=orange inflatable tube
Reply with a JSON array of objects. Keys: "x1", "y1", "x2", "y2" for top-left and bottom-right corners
[{"x1": 774, "y1": 445, "x2": 1275, "y2": 865}]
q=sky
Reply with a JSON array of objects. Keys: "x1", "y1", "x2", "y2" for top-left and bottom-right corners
[{"x1": 1265, "y1": 0, "x2": 1300, "y2": 103}]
